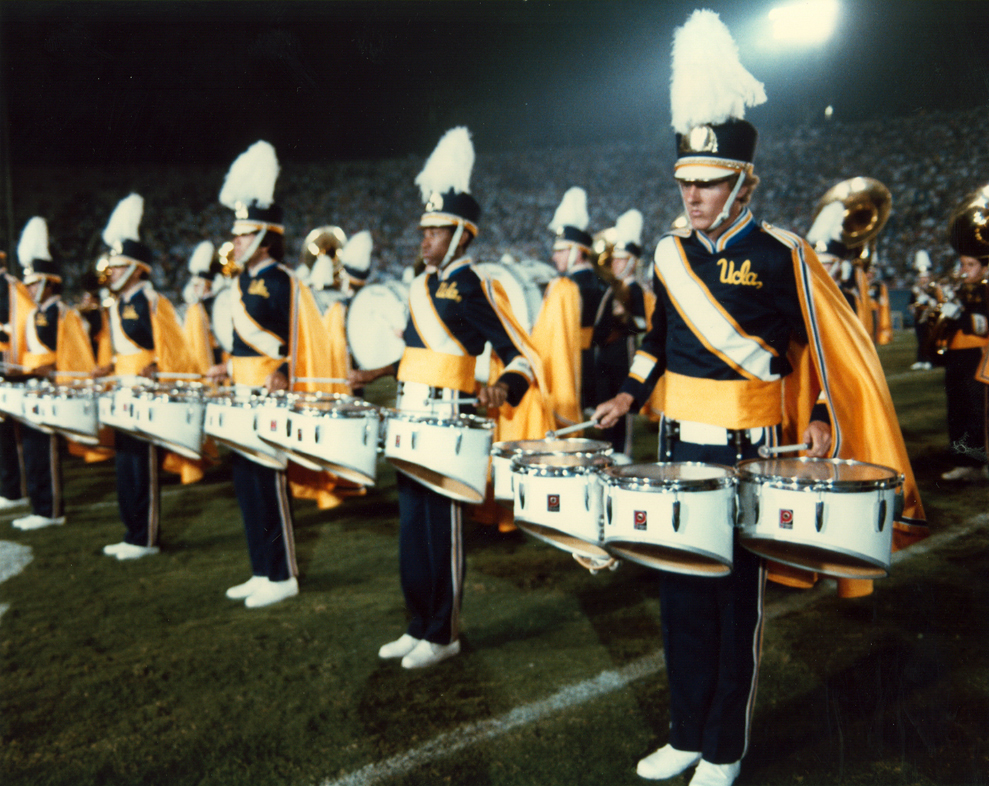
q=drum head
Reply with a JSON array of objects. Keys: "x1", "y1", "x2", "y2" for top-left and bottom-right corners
[
  {"x1": 737, "y1": 457, "x2": 900, "y2": 490},
  {"x1": 474, "y1": 261, "x2": 542, "y2": 333},
  {"x1": 493, "y1": 437, "x2": 611, "y2": 458},
  {"x1": 347, "y1": 280, "x2": 409, "y2": 370},
  {"x1": 513, "y1": 453, "x2": 614, "y2": 475},
  {"x1": 604, "y1": 461, "x2": 735, "y2": 490}
]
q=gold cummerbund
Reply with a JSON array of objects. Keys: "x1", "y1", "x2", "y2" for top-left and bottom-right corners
[
  {"x1": 114, "y1": 349, "x2": 156, "y2": 378},
  {"x1": 231, "y1": 356, "x2": 285, "y2": 387},
  {"x1": 663, "y1": 371, "x2": 783, "y2": 430},
  {"x1": 397, "y1": 347, "x2": 476, "y2": 393},
  {"x1": 21, "y1": 350, "x2": 56, "y2": 372},
  {"x1": 949, "y1": 332, "x2": 989, "y2": 351}
]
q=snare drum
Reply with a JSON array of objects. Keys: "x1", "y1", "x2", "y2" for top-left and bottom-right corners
[
  {"x1": 602, "y1": 462, "x2": 736, "y2": 577},
  {"x1": 203, "y1": 390, "x2": 288, "y2": 469},
  {"x1": 33, "y1": 385, "x2": 101, "y2": 443},
  {"x1": 19, "y1": 384, "x2": 56, "y2": 433},
  {"x1": 384, "y1": 411, "x2": 493, "y2": 503},
  {"x1": 490, "y1": 438, "x2": 612, "y2": 502},
  {"x1": 132, "y1": 384, "x2": 206, "y2": 459},
  {"x1": 258, "y1": 392, "x2": 380, "y2": 485},
  {"x1": 736, "y1": 457, "x2": 902, "y2": 580},
  {"x1": 0, "y1": 382, "x2": 27, "y2": 422},
  {"x1": 98, "y1": 384, "x2": 147, "y2": 437},
  {"x1": 512, "y1": 453, "x2": 614, "y2": 559}
]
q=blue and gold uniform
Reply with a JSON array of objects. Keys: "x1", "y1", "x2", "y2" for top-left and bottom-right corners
[
  {"x1": 229, "y1": 258, "x2": 297, "y2": 584},
  {"x1": 394, "y1": 257, "x2": 532, "y2": 647}
]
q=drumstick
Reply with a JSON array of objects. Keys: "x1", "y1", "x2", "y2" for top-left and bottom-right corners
[
  {"x1": 47, "y1": 370, "x2": 91, "y2": 377},
  {"x1": 293, "y1": 377, "x2": 350, "y2": 385},
  {"x1": 154, "y1": 372, "x2": 204, "y2": 380},
  {"x1": 757, "y1": 443, "x2": 810, "y2": 458},
  {"x1": 545, "y1": 418, "x2": 598, "y2": 438}
]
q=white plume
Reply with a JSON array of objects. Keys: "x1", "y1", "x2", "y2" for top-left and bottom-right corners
[
  {"x1": 913, "y1": 250, "x2": 932, "y2": 272},
  {"x1": 219, "y1": 140, "x2": 280, "y2": 209},
  {"x1": 309, "y1": 256, "x2": 334, "y2": 289},
  {"x1": 806, "y1": 201, "x2": 845, "y2": 247},
  {"x1": 614, "y1": 209, "x2": 644, "y2": 248},
  {"x1": 188, "y1": 241, "x2": 215, "y2": 275},
  {"x1": 548, "y1": 187, "x2": 589, "y2": 232},
  {"x1": 102, "y1": 193, "x2": 144, "y2": 247},
  {"x1": 670, "y1": 9, "x2": 766, "y2": 135},
  {"x1": 17, "y1": 217, "x2": 51, "y2": 267},
  {"x1": 415, "y1": 127, "x2": 474, "y2": 201},
  {"x1": 295, "y1": 262, "x2": 311, "y2": 285},
  {"x1": 339, "y1": 230, "x2": 373, "y2": 273}
]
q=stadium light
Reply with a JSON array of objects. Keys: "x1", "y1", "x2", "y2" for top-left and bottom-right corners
[{"x1": 768, "y1": 0, "x2": 839, "y2": 45}]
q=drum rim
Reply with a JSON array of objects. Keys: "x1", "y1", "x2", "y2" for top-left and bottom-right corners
[
  {"x1": 736, "y1": 456, "x2": 903, "y2": 491},
  {"x1": 512, "y1": 453, "x2": 614, "y2": 475},
  {"x1": 385, "y1": 409, "x2": 495, "y2": 429},
  {"x1": 491, "y1": 437, "x2": 613, "y2": 458},
  {"x1": 602, "y1": 461, "x2": 737, "y2": 491}
]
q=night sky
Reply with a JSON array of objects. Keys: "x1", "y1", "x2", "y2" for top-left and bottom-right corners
[{"x1": 2, "y1": 0, "x2": 987, "y2": 169}]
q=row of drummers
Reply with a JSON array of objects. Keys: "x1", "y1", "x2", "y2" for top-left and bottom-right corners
[{"x1": 0, "y1": 375, "x2": 904, "y2": 583}]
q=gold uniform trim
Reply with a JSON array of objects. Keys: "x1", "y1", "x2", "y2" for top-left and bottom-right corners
[
  {"x1": 397, "y1": 347, "x2": 476, "y2": 393},
  {"x1": 114, "y1": 349, "x2": 156, "y2": 377},
  {"x1": 663, "y1": 371, "x2": 782, "y2": 430},
  {"x1": 231, "y1": 356, "x2": 284, "y2": 387}
]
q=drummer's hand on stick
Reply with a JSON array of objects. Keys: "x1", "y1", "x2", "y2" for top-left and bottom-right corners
[
  {"x1": 347, "y1": 364, "x2": 395, "y2": 388},
  {"x1": 802, "y1": 420, "x2": 832, "y2": 458},
  {"x1": 139, "y1": 362, "x2": 158, "y2": 379},
  {"x1": 92, "y1": 364, "x2": 113, "y2": 379},
  {"x1": 264, "y1": 370, "x2": 289, "y2": 393},
  {"x1": 206, "y1": 363, "x2": 229, "y2": 384},
  {"x1": 593, "y1": 393, "x2": 634, "y2": 430},
  {"x1": 477, "y1": 380, "x2": 509, "y2": 409}
]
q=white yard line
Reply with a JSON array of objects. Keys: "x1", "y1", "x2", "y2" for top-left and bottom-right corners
[{"x1": 322, "y1": 514, "x2": 987, "y2": 786}]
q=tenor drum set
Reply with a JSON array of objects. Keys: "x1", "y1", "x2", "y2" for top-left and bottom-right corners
[{"x1": 0, "y1": 375, "x2": 903, "y2": 581}]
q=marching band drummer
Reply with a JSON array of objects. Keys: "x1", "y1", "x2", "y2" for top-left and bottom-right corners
[
  {"x1": 206, "y1": 141, "x2": 302, "y2": 609},
  {"x1": 593, "y1": 12, "x2": 925, "y2": 785},
  {"x1": 10, "y1": 217, "x2": 95, "y2": 530},
  {"x1": 95, "y1": 193, "x2": 196, "y2": 561},
  {"x1": 350, "y1": 127, "x2": 544, "y2": 670},
  {"x1": 0, "y1": 265, "x2": 31, "y2": 512}
]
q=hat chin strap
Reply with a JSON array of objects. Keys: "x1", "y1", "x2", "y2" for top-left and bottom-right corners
[
  {"x1": 687, "y1": 171, "x2": 747, "y2": 235},
  {"x1": 109, "y1": 262, "x2": 139, "y2": 293},
  {"x1": 439, "y1": 223, "x2": 466, "y2": 269},
  {"x1": 238, "y1": 228, "x2": 268, "y2": 271}
]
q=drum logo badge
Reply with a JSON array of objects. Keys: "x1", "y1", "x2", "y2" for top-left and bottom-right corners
[
  {"x1": 394, "y1": 434, "x2": 401, "y2": 448},
  {"x1": 634, "y1": 510, "x2": 647, "y2": 531},
  {"x1": 269, "y1": 420, "x2": 277, "y2": 432},
  {"x1": 296, "y1": 428, "x2": 303, "y2": 442},
  {"x1": 547, "y1": 494, "x2": 560, "y2": 512},
  {"x1": 779, "y1": 509, "x2": 794, "y2": 529}
]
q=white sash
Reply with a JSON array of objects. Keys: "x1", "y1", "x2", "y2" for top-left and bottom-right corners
[
  {"x1": 231, "y1": 277, "x2": 286, "y2": 358},
  {"x1": 654, "y1": 236, "x2": 779, "y2": 382},
  {"x1": 111, "y1": 285, "x2": 155, "y2": 356},
  {"x1": 407, "y1": 272, "x2": 467, "y2": 356}
]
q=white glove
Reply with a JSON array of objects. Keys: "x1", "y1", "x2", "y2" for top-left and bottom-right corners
[
  {"x1": 940, "y1": 301, "x2": 962, "y2": 320},
  {"x1": 972, "y1": 314, "x2": 988, "y2": 337}
]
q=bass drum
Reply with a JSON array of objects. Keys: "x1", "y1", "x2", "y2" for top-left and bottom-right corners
[
  {"x1": 346, "y1": 280, "x2": 410, "y2": 371},
  {"x1": 473, "y1": 259, "x2": 547, "y2": 383}
]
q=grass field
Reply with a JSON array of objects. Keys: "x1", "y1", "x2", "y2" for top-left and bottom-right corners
[{"x1": 1, "y1": 331, "x2": 987, "y2": 786}]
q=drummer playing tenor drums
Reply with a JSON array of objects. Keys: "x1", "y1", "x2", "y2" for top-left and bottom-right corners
[
  {"x1": 350, "y1": 127, "x2": 544, "y2": 670},
  {"x1": 593, "y1": 11, "x2": 925, "y2": 785}
]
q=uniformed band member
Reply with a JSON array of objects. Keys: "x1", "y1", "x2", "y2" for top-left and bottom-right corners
[
  {"x1": 909, "y1": 250, "x2": 935, "y2": 370},
  {"x1": 97, "y1": 194, "x2": 172, "y2": 560},
  {"x1": 594, "y1": 11, "x2": 925, "y2": 785},
  {"x1": 0, "y1": 267, "x2": 30, "y2": 511},
  {"x1": 594, "y1": 208, "x2": 649, "y2": 455},
  {"x1": 209, "y1": 140, "x2": 300, "y2": 609},
  {"x1": 351, "y1": 127, "x2": 538, "y2": 669},
  {"x1": 11, "y1": 218, "x2": 67, "y2": 530}
]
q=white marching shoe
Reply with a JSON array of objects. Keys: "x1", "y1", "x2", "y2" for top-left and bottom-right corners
[
  {"x1": 941, "y1": 465, "x2": 987, "y2": 481},
  {"x1": 401, "y1": 639, "x2": 460, "y2": 669},
  {"x1": 378, "y1": 633, "x2": 421, "y2": 660},
  {"x1": 225, "y1": 575, "x2": 267, "y2": 600},
  {"x1": 103, "y1": 541, "x2": 129, "y2": 556},
  {"x1": 244, "y1": 577, "x2": 298, "y2": 608},
  {"x1": 0, "y1": 496, "x2": 28, "y2": 512},
  {"x1": 115, "y1": 543, "x2": 160, "y2": 560},
  {"x1": 12, "y1": 514, "x2": 65, "y2": 530},
  {"x1": 688, "y1": 759, "x2": 741, "y2": 786},
  {"x1": 636, "y1": 744, "x2": 702, "y2": 780}
]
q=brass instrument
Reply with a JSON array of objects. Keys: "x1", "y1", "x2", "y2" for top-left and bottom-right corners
[
  {"x1": 948, "y1": 182, "x2": 989, "y2": 260},
  {"x1": 810, "y1": 177, "x2": 893, "y2": 268},
  {"x1": 301, "y1": 225, "x2": 347, "y2": 287},
  {"x1": 216, "y1": 240, "x2": 240, "y2": 277}
]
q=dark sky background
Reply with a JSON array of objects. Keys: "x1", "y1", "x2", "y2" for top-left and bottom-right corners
[{"x1": 1, "y1": 0, "x2": 988, "y2": 168}]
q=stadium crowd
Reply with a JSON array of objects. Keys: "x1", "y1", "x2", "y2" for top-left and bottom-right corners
[{"x1": 8, "y1": 106, "x2": 986, "y2": 299}]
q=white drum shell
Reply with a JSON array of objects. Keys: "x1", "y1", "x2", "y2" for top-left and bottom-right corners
[
  {"x1": 384, "y1": 412, "x2": 492, "y2": 503},
  {"x1": 258, "y1": 396, "x2": 380, "y2": 485},
  {"x1": 736, "y1": 457, "x2": 900, "y2": 580},
  {"x1": 0, "y1": 383, "x2": 27, "y2": 421},
  {"x1": 133, "y1": 389, "x2": 205, "y2": 460},
  {"x1": 35, "y1": 387, "x2": 101, "y2": 443},
  {"x1": 512, "y1": 454, "x2": 613, "y2": 559},
  {"x1": 98, "y1": 386, "x2": 146, "y2": 437},
  {"x1": 491, "y1": 438, "x2": 612, "y2": 502},
  {"x1": 602, "y1": 463, "x2": 736, "y2": 577},
  {"x1": 204, "y1": 395, "x2": 288, "y2": 470}
]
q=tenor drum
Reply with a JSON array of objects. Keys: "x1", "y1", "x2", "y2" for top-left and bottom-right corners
[
  {"x1": 384, "y1": 411, "x2": 493, "y2": 503},
  {"x1": 491, "y1": 438, "x2": 612, "y2": 502},
  {"x1": 32, "y1": 385, "x2": 101, "y2": 443},
  {"x1": 512, "y1": 453, "x2": 614, "y2": 559},
  {"x1": 203, "y1": 390, "x2": 288, "y2": 469},
  {"x1": 132, "y1": 384, "x2": 206, "y2": 459},
  {"x1": 346, "y1": 280, "x2": 410, "y2": 371},
  {"x1": 602, "y1": 462, "x2": 737, "y2": 577},
  {"x1": 0, "y1": 382, "x2": 27, "y2": 422},
  {"x1": 19, "y1": 384, "x2": 57, "y2": 433},
  {"x1": 736, "y1": 457, "x2": 902, "y2": 580},
  {"x1": 98, "y1": 384, "x2": 146, "y2": 437},
  {"x1": 258, "y1": 392, "x2": 380, "y2": 485}
]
